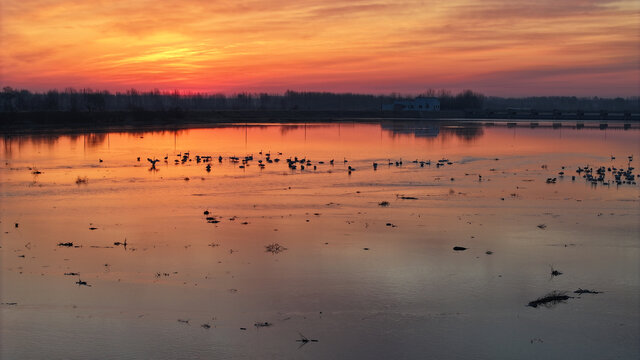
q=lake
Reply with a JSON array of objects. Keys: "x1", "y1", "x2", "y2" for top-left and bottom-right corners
[{"x1": 1, "y1": 121, "x2": 639, "y2": 359}]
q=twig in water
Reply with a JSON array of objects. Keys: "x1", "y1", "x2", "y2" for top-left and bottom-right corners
[{"x1": 528, "y1": 291, "x2": 572, "y2": 308}]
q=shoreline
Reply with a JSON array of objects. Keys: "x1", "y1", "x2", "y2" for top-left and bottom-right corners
[{"x1": 1, "y1": 110, "x2": 638, "y2": 135}]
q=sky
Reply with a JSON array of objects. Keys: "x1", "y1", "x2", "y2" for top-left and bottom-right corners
[{"x1": 1, "y1": 0, "x2": 639, "y2": 97}]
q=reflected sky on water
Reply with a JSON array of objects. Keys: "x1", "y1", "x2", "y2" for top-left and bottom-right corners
[{"x1": 1, "y1": 122, "x2": 639, "y2": 359}]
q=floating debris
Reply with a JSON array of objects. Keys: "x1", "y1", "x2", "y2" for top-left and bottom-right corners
[
  {"x1": 254, "y1": 322, "x2": 272, "y2": 328},
  {"x1": 296, "y1": 332, "x2": 319, "y2": 344},
  {"x1": 201, "y1": 323, "x2": 211, "y2": 329},
  {"x1": 64, "y1": 272, "x2": 79, "y2": 276},
  {"x1": 265, "y1": 243, "x2": 287, "y2": 254},
  {"x1": 550, "y1": 266, "x2": 563, "y2": 277},
  {"x1": 453, "y1": 246, "x2": 467, "y2": 251},
  {"x1": 574, "y1": 288, "x2": 602, "y2": 294},
  {"x1": 58, "y1": 242, "x2": 74, "y2": 247},
  {"x1": 75, "y1": 176, "x2": 88, "y2": 185},
  {"x1": 113, "y1": 239, "x2": 128, "y2": 248},
  {"x1": 485, "y1": 250, "x2": 493, "y2": 255},
  {"x1": 527, "y1": 291, "x2": 572, "y2": 308},
  {"x1": 537, "y1": 224, "x2": 547, "y2": 230},
  {"x1": 378, "y1": 201, "x2": 390, "y2": 207}
]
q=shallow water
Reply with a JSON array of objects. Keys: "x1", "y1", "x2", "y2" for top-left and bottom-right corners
[{"x1": 1, "y1": 121, "x2": 639, "y2": 359}]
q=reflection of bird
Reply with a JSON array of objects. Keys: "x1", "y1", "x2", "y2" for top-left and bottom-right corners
[{"x1": 147, "y1": 158, "x2": 160, "y2": 168}]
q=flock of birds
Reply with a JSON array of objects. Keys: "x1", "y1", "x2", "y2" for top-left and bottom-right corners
[
  {"x1": 138, "y1": 151, "x2": 637, "y2": 190},
  {"x1": 136, "y1": 150, "x2": 640, "y2": 191},
  {"x1": 547, "y1": 155, "x2": 636, "y2": 186},
  {"x1": 140, "y1": 150, "x2": 455, "y2": 175}
]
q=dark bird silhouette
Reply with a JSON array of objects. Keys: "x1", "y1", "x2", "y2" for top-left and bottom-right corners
[{"x1": 147, "y1": 158, "x2": 160, "y2": 169}]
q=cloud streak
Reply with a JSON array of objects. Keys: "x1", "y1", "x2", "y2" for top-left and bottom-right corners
[{"x1": 1, "y1": 0, "x2": 638, "y2": 96}]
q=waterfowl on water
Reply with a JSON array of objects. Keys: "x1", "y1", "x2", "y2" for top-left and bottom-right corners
[{"x1": 147, "y1": 158, "x2": 160, "y2": 168}]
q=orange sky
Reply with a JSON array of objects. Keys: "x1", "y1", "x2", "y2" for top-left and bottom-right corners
[{"x1": 1, "y1": 0, "x2": 638, "y2": 96}]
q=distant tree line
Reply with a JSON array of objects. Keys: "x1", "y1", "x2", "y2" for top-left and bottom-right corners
[
  {"x1": 483, "y1": 96, "x2": 639, "y2": 112},
  {"x1": 1, "y1": 87, "x2": 637, "y2": 112}
]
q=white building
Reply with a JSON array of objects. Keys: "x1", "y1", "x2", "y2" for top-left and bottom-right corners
[{"x1": 382, "y1": 97, "x2": 440, "y2": 112}]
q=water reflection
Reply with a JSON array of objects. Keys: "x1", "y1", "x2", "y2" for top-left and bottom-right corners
[
  {"x1": 0, "y1": 122, "x2": 638, "y2": 360},
  {"x1": 5, "y1": 121, "x2": 635, "y2": 158}
]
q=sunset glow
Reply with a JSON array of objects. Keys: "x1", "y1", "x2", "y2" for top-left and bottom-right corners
[{"x1": 2, "y1": 0, "x2": 639, "y2": 96}]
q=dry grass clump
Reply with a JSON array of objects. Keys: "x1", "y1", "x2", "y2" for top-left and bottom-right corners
[{"x1": 265, "y1": 243, "x2": 287, "y2": 254}]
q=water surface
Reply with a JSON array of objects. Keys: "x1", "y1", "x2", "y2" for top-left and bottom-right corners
[{"x1": 1, "y1": 121, "x2": 639, "y2": 359}]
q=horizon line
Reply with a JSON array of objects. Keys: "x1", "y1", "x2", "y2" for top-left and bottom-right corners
[{"x1": 3, "y1": 86, "x2": 638, "y2": 100}]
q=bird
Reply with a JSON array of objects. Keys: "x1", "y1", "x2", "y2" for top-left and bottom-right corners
[{"x1": 147, "y1": 158, "x2": 160, "y2": 168}]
